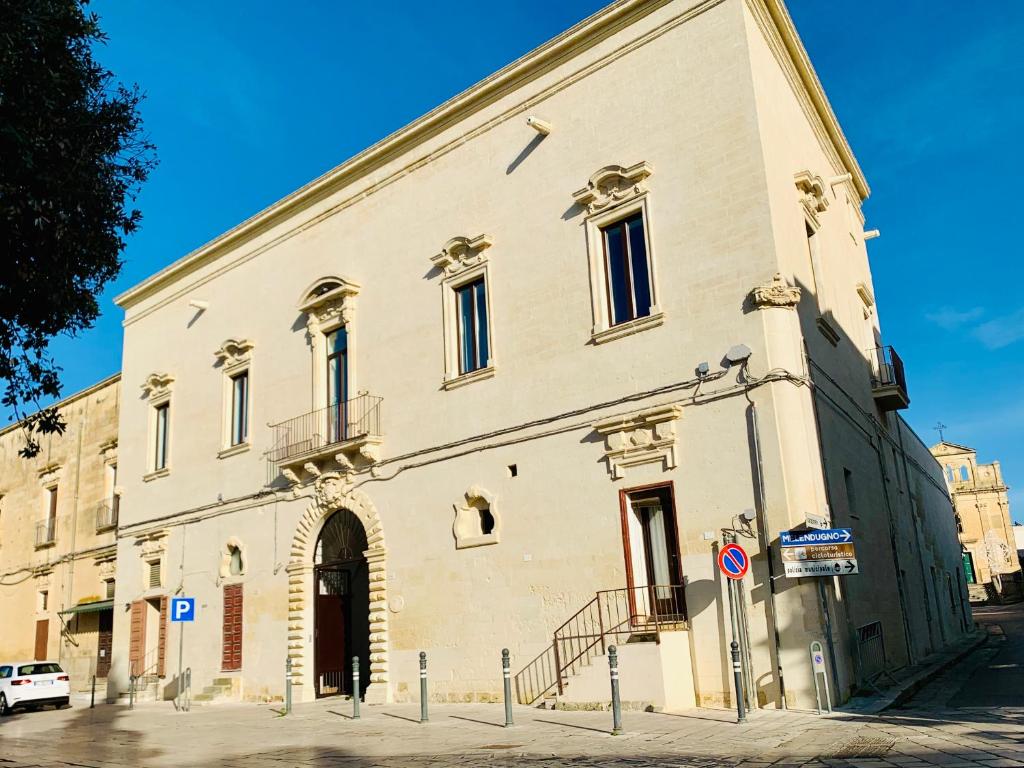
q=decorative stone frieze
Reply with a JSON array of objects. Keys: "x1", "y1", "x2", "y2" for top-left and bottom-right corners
[
  {"x1": 572, "y1": 162, "x2": 652, "y2": 214},
  {"x1": 214, "y1": 338, "x2": 255, "y2": 368},
  {"x1": 593, "y1": 404, "x2": 683, "y2": 480},
  {"x1": 452, "y1": 485, "x2": 500, "y2": 549},
  {"x1": 430, "y1": 234, "x2": 493, "y2": 277},
  {"x1": 298, "y1": 276, "x2": 361, "y2": 335},
  {"x1": 750, "y1": 273, "x2": 801, "y2": 310},
  {"x1": 794, "y1": 170, "x2": 829, "y2": 227},
  {"x1": 288, "y1": 475, "x2": 390, "y2": 702},
  {"x1": 37, "y1": 463, "x2": 62, "y2": 487},
  {"x1": 97, "y1": 558, "x2": 117, "y2": 582},
  {"x1": 141, "y1": 372, "x2": 175, "y2": 401}
]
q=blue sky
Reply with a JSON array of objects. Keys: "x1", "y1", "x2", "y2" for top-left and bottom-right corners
[{"x1": 14, "y1": 1, "x2": 1024, "y2": 520}]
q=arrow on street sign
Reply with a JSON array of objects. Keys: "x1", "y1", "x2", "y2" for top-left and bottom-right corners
[{"x1": 779, "y1": 528, "x2": 853, "y2": 547}]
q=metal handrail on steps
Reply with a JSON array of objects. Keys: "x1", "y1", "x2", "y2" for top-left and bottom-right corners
[{"x1": 514, "y1": 584, "x2": 686, "y2": 705}]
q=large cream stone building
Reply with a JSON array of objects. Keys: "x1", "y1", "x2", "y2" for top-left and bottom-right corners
[
  {"x1": 108, "y1": 0, "x2": 970, "y2": 711},
  {"x1": 931, "y1": 441, "x2": 1021, "y2": 602},
  {"x1": 0, "y1": 375, "x2": 121, "y2": 689}
]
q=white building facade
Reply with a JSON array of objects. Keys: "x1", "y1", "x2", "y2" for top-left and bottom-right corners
[{"x1": 108, "y1": 0, "x2": 970, "y2": 710}]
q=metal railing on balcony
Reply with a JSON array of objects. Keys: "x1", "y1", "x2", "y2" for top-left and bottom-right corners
[
  {"x1": 514, "y1": 584, "x2": 687, "y2": 705},
  {"x1": 96, "y1": 497, "x2": 119, "y2": 532},
  {"x1": 869, "y1": 345, "x2": 906, "y2": 391},
  {"x1": 268, "y1": 393, "x2": 382, "y2": 465},
  {"x1": 35, "y1": 519, "x2": 56, "y2": 548}
]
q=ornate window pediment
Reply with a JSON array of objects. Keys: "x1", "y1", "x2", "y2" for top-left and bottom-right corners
[
  {"x1": 214, "y1": 338, "x2": 255, "y2": 368},
  {"x1": 572, "y1": 162, "x2": 652, "y2": 214},
  {"x1": 750, "y1": 273, "x2": 801, "y2": 310},
  {"x1": 430, "y1": 234, "x2": 493, "y2": 278},
  {"x1": 298, "y1": 276, "x2": 361, "y2": 331},
  {"x1": 141, "y1": 372, "x2": 174, "y2": 401},
  {"x1": 593, "y1": 404, "x2": 682, "y2": 479},
  {"x1": 794, "y1": 170, "x2": 829, "y2": 226}
]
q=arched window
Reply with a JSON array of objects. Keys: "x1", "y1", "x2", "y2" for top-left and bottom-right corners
[
  {"x1": 959, "y1": 465, "x2": 970, "y2": 483},
  {"x1": 945, "y1": 465, "x2": 955, "y2": 483},
  {"x1": 315, "y1": 510, "x2": 368, "y2": 565},
  {"x1": 229, "y1": 546, "x2": 243, "y2": 576}
]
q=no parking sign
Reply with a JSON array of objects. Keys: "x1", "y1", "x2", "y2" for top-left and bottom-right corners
[{"x1": 717, "y1": 543, "x2": 749, "y2": 580}]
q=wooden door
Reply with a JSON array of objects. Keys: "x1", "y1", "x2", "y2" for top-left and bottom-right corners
[
  {"x1": 129, "y1": 600, "x2": 146, "y2": 675},
  {"x1": 96, "y1": 610, "x2": 113, "y2": 677},
  {"x1": 34, "y1": 619, "x2": 49, "y2": 660},
  {"x1": 315, "y1": 593, "x2": 346, "y2": 696},
  {"x1": 221, "y1": 584, "x2": 243, "y2": 671},
  {"x1": 157, "y1": 596, "x2": 168, "y2": 677}
]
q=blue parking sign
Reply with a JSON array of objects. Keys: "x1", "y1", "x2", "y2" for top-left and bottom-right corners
[{"x1": 170, "y1": 597, "x2": 195, "y2": 622}]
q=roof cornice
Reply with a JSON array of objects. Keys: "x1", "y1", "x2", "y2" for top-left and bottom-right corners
[{"x1": 116, "y1": 0, "x2": 869, "y2": 311}]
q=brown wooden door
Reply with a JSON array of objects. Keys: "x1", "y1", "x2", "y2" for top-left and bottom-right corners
[
  {"x1": 221, "y1": 584, "x2": 243, "y2": 671},
  {"x1": 34, "y1": 619, "x2": 49, "y2": 660},
  {"x1": 156, "y1": 596, "x2": 168, "y2": 677},
  {"x1": 96, "y1": 610, "x2": 113, "y2": 677},
  {"x1": 129, "y1": 600, "x2": 146, "y2": 675},
  {"x1": 315, "y1": 593, "x2": 346, "y2": 696}
]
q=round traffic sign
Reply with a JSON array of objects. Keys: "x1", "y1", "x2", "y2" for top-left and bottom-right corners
[{"x1": 717, "y1": 543, "x2": 750, "y2": 580}]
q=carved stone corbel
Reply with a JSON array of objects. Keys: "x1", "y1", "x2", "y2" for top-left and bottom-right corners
[
  {"x1": 572, "y1": 162, "x2": 652, "y2": 214},
  {"x1": 430, "y1": 234, "x2": 493, "y2": 277},
  {"x1": 795, "y1": 170, "x2": 829, "y2": 227},
  {"x1": 750, "y1": 273, "x2": 801, "y2": 310}
]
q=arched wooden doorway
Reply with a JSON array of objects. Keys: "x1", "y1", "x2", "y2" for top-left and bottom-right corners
[{"x1": 314, "y1": 509, "x2": 370, "y2": 698}]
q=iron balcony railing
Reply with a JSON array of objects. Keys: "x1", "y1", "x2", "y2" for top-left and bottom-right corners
[
  {"x1": 96, "y1": 497, "x2": 119, "y2": 532},
  {"x1": 35, "y1": 519, "x2": 56, "y2": 548},
  {"x1": 869, "y1": 345, "x2": 907, "y2": 393},
  {"x1": 269, "y1": 394, "x2": 382, "y2": 465},
  {"x1": 514, "y1": 584, "x2": 687, "y2": 705}
]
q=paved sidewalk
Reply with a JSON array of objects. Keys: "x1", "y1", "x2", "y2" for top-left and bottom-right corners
[{"x1": 0, "y1": 695, "x2": 1021, "y2": 768}]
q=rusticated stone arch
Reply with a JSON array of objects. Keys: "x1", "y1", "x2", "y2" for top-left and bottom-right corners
[{"x1": 286, "y1": 472, "x2": 389, "y2": 702}]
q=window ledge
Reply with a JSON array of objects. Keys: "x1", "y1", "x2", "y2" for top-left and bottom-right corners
[
  {"x1": 143, "y1": 467, "x2": 170, "y2": 483},
  {"x1": 34, "y1": 540, "x2": 56, "y2": 551},
  {"x1": 442, "y1": 365, "x2": 496, "y2": 391},
  {"x1": 455, "y1": 533, "x2": 500, "y2": 549},
  {"x1": 591, "y1": 311, "x2": 665, "y2": 345},
  {"x1": 218, "y1": 442, "x2": 251, "y2": 460}
]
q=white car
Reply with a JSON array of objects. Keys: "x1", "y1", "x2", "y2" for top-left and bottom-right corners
[{"x1": 0, "y1": 661, "x2": 71, "y2": 715}]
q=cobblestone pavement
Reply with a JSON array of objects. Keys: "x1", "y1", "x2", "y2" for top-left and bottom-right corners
[{"x1": 1, "y1": 604, "x2": 1021, "y2": 767}]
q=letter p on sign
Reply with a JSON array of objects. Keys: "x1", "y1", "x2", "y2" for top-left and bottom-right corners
[{"x1": 170, "y1": 597, "x2": 195, "y2": 622}]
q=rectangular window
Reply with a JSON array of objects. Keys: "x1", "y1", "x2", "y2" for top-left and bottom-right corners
[
  {"x1": 154, "y1": 403, "x2": 169, "y2": 470},
  {"x1": 326, "y1": 328, "x2": 347, "y2": 442},
  {"x1": 39, "y1": 590, "x2": 48, "y2": 611},
  {"x1": 601, "y1": 212, "x2": 652, "y2": 326},
  {"x1": 230, "y1": 371, "x2": 249, "y2": 446},
  {"x1": 105, "y1": 579, "x2": 116, "y2": 600},
  {"x1": 456, "y1": 278, "x2": 489, "y2": 374},
  {"x1": 148, "y1": 560, "x2": 161, "y2": 589}
]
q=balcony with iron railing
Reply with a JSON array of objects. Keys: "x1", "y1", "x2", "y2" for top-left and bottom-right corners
[
  {"x1": 35, "y1": 519, "x2": 56, "y2": 548},
  {"x1": 868, "y1": 345, "x2": 909, "y2": 411},
  {"x1": 268, "y1": 393, "x2": 383, "y2": 478},
  {"x1": 96, "y1": 496, "x2": 120, "y2": 533}
]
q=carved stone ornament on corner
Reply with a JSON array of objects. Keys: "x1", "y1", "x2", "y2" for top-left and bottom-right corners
[
  {"x1": 141, "y1": 372, "x2": 175, "y2": 400},
  {"x1": 593, "y1": 404, "x2": 683, "y2": 480},
  {"x1": 430, "y1": 234, "x2": 493, "y2": 277},
  {"x1": 794, "y1": 170, "x2": 829, "y2": 227},
  {"x1": 572, "y1": 162, "x2": 653, "y2": 214},
  {"x1": 750, "y1": 273, "x2": 801, "y2": 310},
  {"x1": 214, "y1": 338, "x2": 255, "y2": 367}
]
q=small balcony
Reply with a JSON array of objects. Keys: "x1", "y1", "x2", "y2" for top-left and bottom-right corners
[
  {"x1": 269, "y1": 393, "x2": 383, "y2": 479},
  {"x1": 869, "y1": 345, "x2": 909, "y2": 411},
  {"x1": 96, "y1": 497, "x2": 119, "y2": 533},
  {"x1": 35, "y1": 519, "x2": 56, "y2": 548}
]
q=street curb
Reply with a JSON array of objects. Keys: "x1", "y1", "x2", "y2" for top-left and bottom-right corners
[
  {"x1": 833, "y1": 630, "x2": 989, "y2": 716},
  {"x1": 884, "y1": 631, "x2": 990, "y2": 711}
]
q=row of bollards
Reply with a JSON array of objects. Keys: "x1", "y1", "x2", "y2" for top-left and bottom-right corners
[{"x1": 282, "y1": 647, "x2": 627, "y2": 734}]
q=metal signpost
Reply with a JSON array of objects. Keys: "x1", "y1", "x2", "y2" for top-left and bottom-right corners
[
  {"x1": 717, "y1": 542, "x2": 749, "y2": 724},
  {"x1": 779, "y1": 528, "x2": 858, "y2": 578},
  {"x1": 170, "y1": 597, "x2": 195, "y2": 712},
  {"x1": 809, "y1": 640, "x2": 832, "y2": 714}
]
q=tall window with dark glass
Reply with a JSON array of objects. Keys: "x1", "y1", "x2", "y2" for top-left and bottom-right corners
[
  {"x1": 456, "y1": 278, "x2": 489, "y2": 374},
  {"x1": 601, "y1": 212, "x2": 651, "y2": 326}
]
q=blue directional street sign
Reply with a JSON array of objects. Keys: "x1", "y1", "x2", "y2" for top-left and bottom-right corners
[
  {"x1": 170, "y1": 597, "x2": 195, "y2": 622},
  {"x1": 779, "y1": 528, "x2": 853, "y2": 547}
]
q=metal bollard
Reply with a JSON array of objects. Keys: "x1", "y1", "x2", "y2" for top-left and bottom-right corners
[
  {"x1": 608, "y1": 646, "x2": 623, "y2": 736},
  {"x1": 352, "y1": 656, "x2": 361, "y2": 719},
  {"x1": 285, "y1": 656, "x2": 293, "y2": 715},
  {"x1": 90, "y1": 675, "x2": 96, "y2": 709},
  {"x1": 419, "y1": 651, "x2": 428, "y2": 723},
  {"x1": 129, "y1": 675, "x2": 135, "y2": 710},
  {"x1": 184, "y1": 668, "x2": 191, "y2": 712},
  {"x1": 502, "y1": 649, "x2": 513, "y2": 728},
  {"x1": 731, "y1": 640, "x2": 747, "y2": 724}
]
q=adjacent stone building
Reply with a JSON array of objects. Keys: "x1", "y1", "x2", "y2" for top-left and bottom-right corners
[
  {"x1": 0, "y1": 375, "x2": 121, "y2": 689},
  {"x1": 931, "y1": 441, "x2": 1021, "y2": 602},
  {"x1": 108, "y1": 0, "x2": 970, "y2": 711}
]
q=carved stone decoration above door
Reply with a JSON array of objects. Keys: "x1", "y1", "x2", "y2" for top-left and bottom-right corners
[{"x1": 593, "y1": 404, "x2": 683, "y2": 479}]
